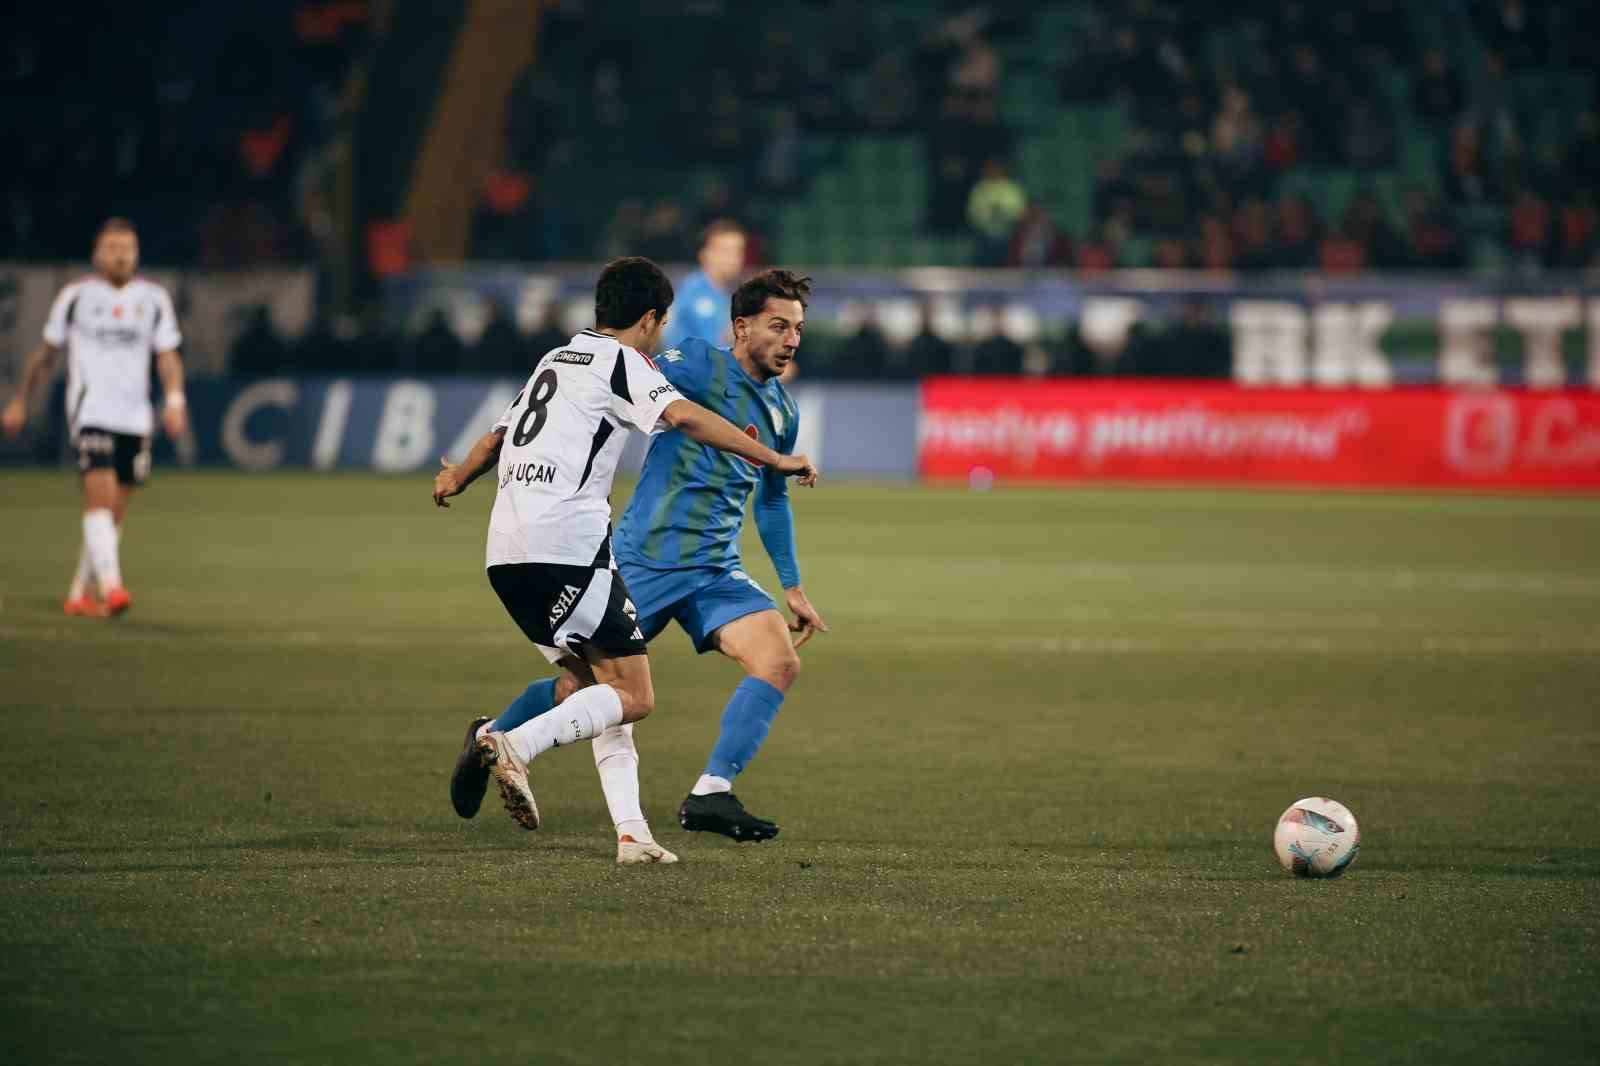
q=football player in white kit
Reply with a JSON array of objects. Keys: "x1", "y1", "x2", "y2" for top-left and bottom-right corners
[
  {"x1": 432, "y1": 257, "x2": 817, "y2": 863},
  {"x1": 2, "y1": 218, "x2": 187, "y2": 618}
]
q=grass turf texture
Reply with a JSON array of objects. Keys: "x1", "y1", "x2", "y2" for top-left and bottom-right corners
[{"x1": 2, "y1": 470, "x2": 1598, "y2": 1066}]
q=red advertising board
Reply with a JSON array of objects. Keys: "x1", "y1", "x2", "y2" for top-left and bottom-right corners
[{"x1": 919, "y1": 378, "x2": 1600, "y2": 492}]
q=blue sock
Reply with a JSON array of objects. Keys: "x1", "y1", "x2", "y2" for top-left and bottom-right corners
[
  {"x1": 704, "y1": 678, "x2": 785, "y2": 781},
  {"x1": 489, "y1": 677, "x2": 558, "y2": 733}
]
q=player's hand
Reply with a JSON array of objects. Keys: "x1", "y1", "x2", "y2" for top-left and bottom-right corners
[
  {"x1": 778, "y1": 453, "x2": 818, "y2": 487},
  {"x1": 161, "y1": 404, "x2": 188, "y2": 440},
  {"x1": 1, "y1": 397, "x2": 25, "y2": 439},
  {"x1": 433, "y1": 457, "x2": 465, "y2": 508},
  {"x1": 784, "y1": 586, "x2": 829, "y2": 649}
]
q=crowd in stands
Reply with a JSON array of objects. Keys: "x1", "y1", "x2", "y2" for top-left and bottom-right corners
[
  {"x1": 468, "y1": 0, "x2": 1598, "y2": 276},
  {"x1": 1, "y1": 1, "x2": 368, "y2": 268},
  {"x1": 1049, "y1": 0, "x2": 1600, "y2": 274},
  {"x1": 10, "y1": 1, "x2": 1594, "y2": 279}
]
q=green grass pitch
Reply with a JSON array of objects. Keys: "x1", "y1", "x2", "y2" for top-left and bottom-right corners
[{"x1": 2, "y1": 470, "x2": 1598, "y2": 1065}]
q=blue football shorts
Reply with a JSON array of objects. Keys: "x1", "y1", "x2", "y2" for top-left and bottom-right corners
[{"x1": 621, "y1": 562, "x2": 779, "y2": 654}]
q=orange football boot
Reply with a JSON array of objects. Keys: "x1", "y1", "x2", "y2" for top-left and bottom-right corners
[
  {"x1": 63, "y1": 596, "x2": 105, "y2": 618},
  {"x1": 104, "y1": 587, "x2": 133, "y2": 617}
]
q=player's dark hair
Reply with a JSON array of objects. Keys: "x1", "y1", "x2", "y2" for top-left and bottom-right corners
[
  {"x1": 594, "y1": 256, "x2": 674, "y2": 329},
  {"x1": 698, "y1": 219, "x2": 744, "y2": 250},
  {"x1": 730, "y1": 269, "x2": 811, "y2": 321},
  {"x1": 96, "y1": 217, "x2": 137, "y2": 242}
]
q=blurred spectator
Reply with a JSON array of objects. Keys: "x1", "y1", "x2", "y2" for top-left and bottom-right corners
[
  {"x1": 1343, "y1": 94, "x2": 1396, "y2": 170},
  {"x1": 1076, "y1": 223, "x2": 1121, "y2": 273},
  {"x1": 1194, "y1": 214, "x2": 1235, "y2": 273},
  {"x1": 601, "y1": 199, "x2": 647, "y2": 260},
  {"x1": 525, "y1": 311, "x2": 569, "y2": 367},
  {"x1": 1444, "y1": 123, "x2": 1503, "y2": 206},
  {"x1": 926, "y1": 94, "x2": 1010, "y2": 232},
  {"x1": 1318, "y1": 230, "x2": 1366, "y2": 274},
  {"x1": 230, "y1": 307, "x2": 290, "y2": 377},
  {"x1": 348, "y1": 308, "x2": 399, "y2": 373},
  {"x1": 1281, "y1": 46, "x2": 1337, "y2": 162},
  {"x1": 1232, "y1": 199, "x2": 1276, "y2": 271},
  {"x1": 410, "y1": 310, "x2": 464, "y2": 374},
  {"x1": 1167, "y1": 299, "x2": 1231, "y2": 378},
  {"x1": 745, "y1": 27, "x2": 803, "y2": 103},
  {"x1": 966, "y1": 159, "x2": 1027, "y2": 266},
  {"x1": 947, "y1": 20, "x2": 1001, "y2": 106},
  {"x1": 295, "y1": 316, "x2": 354, "y2": 372},
  {"x1": 1506, "y1": 191, "x2": 1552, "y2": 270},
  {"x1": 663, "y1": 220, "x2": 745, "y2": 350},
  {"x1": 759, "y1": 109, "x2": 803, "y2": 193},
  {"x1": 638, "y1": 198, "x2": 689, "y2": 263},
  {"x1": 1262, "y1": 112, "x2": 1304, "y2": 175},
  {"x1": 906, "y1": 306, "x2": 956, "y2": 374},
  {"x1": 1561, "y1": 113, "x2": 1600, "y2": 193},
  {"x1": 862, "y1": 53, "x2": 917, "y2": 132},
  {"x1": 1274, "y1": 195, "x2": 1321, "y2": 268},
  {"x1": 1414, "y1": 51, "x2": 1464, "y2": 125},
  {"x1": 1341, "y1": 193, "x2": 1408, "y2": 270},
  {"x1": 1092, "y1": 158, "x2": 1135, "y2": 220},
  {"x1": 1211, "y1": 85, "x2": 1263, "y2": 177},
  {"x1": 1007, "y1": 203, "x2": 1072, "y2": 268},
  {"x1": 474, "y1": 303, "x2": 523, "y2": 375},
  {"x1": 1403, "y1": 187, "x2": 1466, "y2": 270},
  {"x1": 836, "y1": 317, "x2": 891, "y2": 379},
  {"x1": 1473, "y1": 0, "x2": 1549, "y2": 69},
  {"x1": 971, "y1": 330, "x2": 1024, "y2": 375},
  {"x1": 1554, "y1": 191, "x2": 1598, "y2": 269}
]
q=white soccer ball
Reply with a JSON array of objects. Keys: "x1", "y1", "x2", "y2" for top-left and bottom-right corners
[{"x1": 1273, "y1": 797, "x2": 1360, "y2": 878}]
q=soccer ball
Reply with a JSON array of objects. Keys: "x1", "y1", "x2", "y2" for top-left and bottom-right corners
[{"x1": 1273, "y1": 797, "x2": 1360, "y2": 878}]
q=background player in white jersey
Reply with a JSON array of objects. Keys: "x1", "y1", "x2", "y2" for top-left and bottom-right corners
[
  {"x1": 2, "y1": 218, "x2": 187, "y2": 618},
  {"x1": 431, "y1": 257, "x2": 817, "y2": 864}
]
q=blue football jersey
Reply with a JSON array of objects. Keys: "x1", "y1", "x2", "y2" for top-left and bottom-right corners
[{"x1": 614, "y1": 337, "x2": 799, "y2": 575}]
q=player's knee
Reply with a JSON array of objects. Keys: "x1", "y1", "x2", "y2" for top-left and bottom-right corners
[{"x1": 755, "y1": 649, "x2": 801, "y2": 692}]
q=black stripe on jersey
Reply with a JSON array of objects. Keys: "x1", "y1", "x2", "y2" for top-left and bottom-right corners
[
  {"x1": 65, "y1": 296, "x2": 80, "y2": 327},
  {"x1": 577, "y1": 418, "x2": 616, "y2": 491},
  {"x1": 591, "y1": 527, "x2": 613, "y2": 569},
  {"x1": 151, "y1": 301, "x2": 162, "y2": 334},
  {"x1": 610, "y1": 346, "x2": 632, "y2": 403},
  {"x1": 579, "y1": 329, "x2": 607, "y2": 339}
]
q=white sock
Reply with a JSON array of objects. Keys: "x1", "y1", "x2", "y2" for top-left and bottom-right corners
[
  {"x1": 504, "y1": 684, "x2": 624, "y2": 764},
  {"x1": 82, "y1": 510, "x2": 122, "y2": 590},
  {"x1": 691, "y1": 774, "x2": 732, "y2": 796},
  {"x1": 70, "y1": 526, "x2": 122, "y2": 599},
  {"x1": 68, "y1": 540, "x2": 94, "y2": 599},
  {"x1": 593, "y1": 723, "x2": 651, "y2": 842}
]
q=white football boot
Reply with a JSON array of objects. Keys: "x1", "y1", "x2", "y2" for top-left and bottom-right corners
[
  {"x1": 475, "y1": 731, "x2": 540, "y2": 830},
  {"x1": 616, "y1": 835, "x2": 678, "y2": 865}
]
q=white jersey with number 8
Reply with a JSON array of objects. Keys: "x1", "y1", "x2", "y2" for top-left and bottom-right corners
[{"x1": 485, "y1": 329, "x2": 679, "y2": 570}]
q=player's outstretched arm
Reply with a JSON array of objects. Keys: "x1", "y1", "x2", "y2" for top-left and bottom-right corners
[
  {"x1": 661, "y1": 399, "x2": 819, "y2": 486},
  {"x1": 1, "y1": 342, "x2": 60, "y2": 438},
  {"x1": 433, "y1": 429, "x2": 504, "y2": 507}
]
